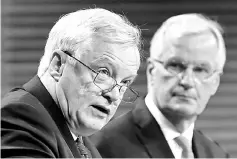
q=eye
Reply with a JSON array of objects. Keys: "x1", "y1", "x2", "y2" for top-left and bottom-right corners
[
  {"x1": 122, "y1": 79, "x2": 132, "y2": 86},
  {"x1": 194, "y1": 66, "x2": 209, "y2": 73},
  {"x1": 166, "y1": 61, "x2": 186, "y2": 73},
  {"x1": 194, "y1": 66, "x2": 212, "y2": 80},
  {"x1": 98, "y1": 68, "x2": 111, "y2": 76}
]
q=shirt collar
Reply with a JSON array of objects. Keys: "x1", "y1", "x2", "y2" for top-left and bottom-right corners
[
  {"x1": 71, "y1": 131, "x2": 78, "y2": 141},
  {"x1": 145, "y1": 93, "x2": 194, "y2": 143}
]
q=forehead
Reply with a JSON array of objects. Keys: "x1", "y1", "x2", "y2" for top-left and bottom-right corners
[
  {"x1": 81, "y1": 39, "x2": 140, "y2": 74},
  {"x1": 163, "y1": 32, "x2": 219, "y2": 67}
]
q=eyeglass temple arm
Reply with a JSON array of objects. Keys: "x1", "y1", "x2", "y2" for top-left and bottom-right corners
[{"x1": 63, "y1": 51, "x2": 97, "y2": 73}]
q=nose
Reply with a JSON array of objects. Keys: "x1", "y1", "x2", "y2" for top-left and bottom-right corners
[
  {"x1": 179, "y1": 68, "x2": 195, "y2": 89},
  {"x1": 102, "y1": 85, "x2": 120, "y2": 103}
]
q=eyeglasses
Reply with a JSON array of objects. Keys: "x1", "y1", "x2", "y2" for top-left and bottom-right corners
[
  {"x1": 151, "y1": 58, "x2": 222, "y2": 82},
  {"x1": 63, "y1": 51, "x2": 139, "y2": 103}
]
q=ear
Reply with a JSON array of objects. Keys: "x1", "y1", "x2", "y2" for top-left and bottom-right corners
[
  {"x1": 146, "y1": 58, "x2": 156, "y2": 86},
  {"x1": 48, "y1": 50, "x2": 67, "y2": 82},
  {"x1": 210, "y1": 75, "x2": 220, "y2": 96}
]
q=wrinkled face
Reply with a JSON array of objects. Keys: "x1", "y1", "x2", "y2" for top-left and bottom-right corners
[
  {"x1": 148, "y1": 32, "x2": 221, "y2": 120},
  {"x1": 57, "y1": 39, "x2": 140, "y2": 136}
]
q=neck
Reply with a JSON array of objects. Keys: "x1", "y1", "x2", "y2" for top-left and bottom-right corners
[
  {"x1": 40, "y1": 72, "x2": 58, "y2": 105},
  {"x1": 40, "y1": 72, "x2": 79, "y2": 137},
  {"x1": 161, "y1": 109, "x2": 196, "y2": 133}
]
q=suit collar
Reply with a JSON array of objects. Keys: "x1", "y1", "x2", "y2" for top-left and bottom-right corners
[
  {"x1": 192, "y1": 130, "x2": 213, "y2": 158},
  {"x1": 83, "y1": 136, "x2": 102, "y2": 158},
  {"x1": 145, "y1": 94, "x2": 194, "y2": 147},
  {"x1": 132, "y1": 97, "x2": 214, "y2": 158},
  {"x1": 23, "y1": 76, "x2": 81, "y2": 158},
  {"x1": 132, "y1": 97, "x2": 174, "y2": 158}
]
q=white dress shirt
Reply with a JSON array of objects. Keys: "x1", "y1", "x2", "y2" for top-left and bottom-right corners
[
  {"x1": 71, "y1": 131, "x2": 78, "y2": 141},
  {"x1": 145, "y1": 93, "x2": 194, "y2": 159}
]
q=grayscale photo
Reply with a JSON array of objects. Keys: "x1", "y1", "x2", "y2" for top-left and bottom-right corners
[{"x1": 1, "y1": 0, "x2": 237, "y2": 158}]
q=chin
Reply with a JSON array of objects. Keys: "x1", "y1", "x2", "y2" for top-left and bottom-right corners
[
  {"x1": 176, "y1": 109, "x2": 195, "y2": 117},
  {"x1": 80, "y1": 118, "x2": 107, "y2": 136},
  {"x1": 164, "y1": 103, "x2": 196, "y2": 117}
]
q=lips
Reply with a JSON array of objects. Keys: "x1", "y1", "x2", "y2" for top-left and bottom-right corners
[
  {"x1": 91, "y1": 105, "x2": 110, "y2": 115},
  {"x1": 172, "y1": 92, "x2": 195, "y2": 99}
]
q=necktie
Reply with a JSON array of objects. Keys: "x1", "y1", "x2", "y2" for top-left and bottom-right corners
[
  {"x1": 175, "y1": 135, "x2": 194, "y2": 158},
  {"x1": 75, "y1": 136, "x2": 92, "y2": 158}
]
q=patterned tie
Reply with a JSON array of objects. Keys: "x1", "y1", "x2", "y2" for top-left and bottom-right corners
[
  {"x1": 75, "y1": 136, "x2": 92, "y2": 158},
  {"x1": 175, "y1": 135, "x2": 194, "y2": 158}
]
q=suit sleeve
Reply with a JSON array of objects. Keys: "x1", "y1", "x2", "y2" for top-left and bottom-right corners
[{"x1": 1, "y1": 103, "x2": 58, "y2": 158}]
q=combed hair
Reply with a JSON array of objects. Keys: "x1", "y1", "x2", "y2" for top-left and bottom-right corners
[
  {"x1": 150, "y1": 13, "x2": 226, "y2": 71},
  {"x1": 38, "y1": 8, "x2": 141, "y2": 76}
]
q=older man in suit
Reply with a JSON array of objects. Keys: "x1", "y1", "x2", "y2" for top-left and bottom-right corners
[
  {"x1": 1, "y1": 8, "x2": 142, "y2": 158},
  {"x1": 91, "y1": 13, "x2": 229, "y2": 158}
]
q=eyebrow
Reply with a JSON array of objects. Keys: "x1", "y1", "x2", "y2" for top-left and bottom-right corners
[
  {"x1": 91, "y1": 57, "x2": 116, "y2": 70},
  {"x1": 169, "y1": 56, "x2": 213, "y2": 68},
  {"x1": 91, "y1": 57, "x2": 138, "y2": 79},
  {"x1": 127, "y1": 75, "x2": 138, "y2": 83},
  {"x1": 195, "y1": 61, "x2": 213, "y2": 69},
  {"x1": 90, "y1": 57, "x2": 118, "y2": 76}
]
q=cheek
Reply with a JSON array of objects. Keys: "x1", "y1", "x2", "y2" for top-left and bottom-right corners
[
  {"x1": 74, "y1": 82, "x2": 100, "y2": 106},
  {"x1": 61, "y1": 72, "x2": 96, "y2": 106},
  {"x1": 110, "y1": 100, "x2": 121, "y2": 114},
  {"x1": 153, "y1": 75, "x2": 178, "y2": 104},
  {"x1": 65, "y1": 68, "x2": 94, "y2": 96},
  {"x1": 108, "y1": 108, "x2": 117, "y2": 119},
  {"x1": 195, "y1": 84, "x2": 214, "y2": 109},
  {"x1": 197, "y1": 82, "x2": 215, "y2": 98},
  {"x1": 68, "y1": 84, "x2": 100, "y2": 120}
]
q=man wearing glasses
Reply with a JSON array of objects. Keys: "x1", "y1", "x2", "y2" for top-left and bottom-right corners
[
  {"x1": 91, "y1": 13, "x2": 229, "y2": 158},
  {"x1": 1, "y1": 8, "x2": 141, "y2": 158}
]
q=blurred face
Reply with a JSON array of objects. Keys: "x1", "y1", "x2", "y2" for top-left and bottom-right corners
[
  {"x1": 56, "y1": 39, "x2": 140, "y2": 136},
  {"x1": 148, "y1": 32, "x2": 221, "y2": 120}
]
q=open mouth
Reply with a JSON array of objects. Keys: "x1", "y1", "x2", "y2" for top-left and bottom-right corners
[{"x1": 91, "y1": 105, "x2": 109, "y2": 114}]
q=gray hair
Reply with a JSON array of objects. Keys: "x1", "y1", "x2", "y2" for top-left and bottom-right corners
[
  {"x1": 150, "y1": 13, "x2": 226, "y2": 71},
  {"x1": 38, "y1": 8, "x2": 141, "y2": 76}
]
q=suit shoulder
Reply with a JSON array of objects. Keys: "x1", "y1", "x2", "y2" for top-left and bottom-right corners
[
  {"x1": 1, "y1": 88, "x2": 58, "y2": 157},
  {"x1": 2, "y1": 88, "x2": 56, "y2": 133},
  {"x1": 90, "y1": 111, "x2": 137, "y2": 157},
  {"x1": 2, "y1": 88, "x2": 55, "y2": 133},
  {"x1": 194, "y1": 130, "x2": 230, "y2": 158},
  {"x1": 91, "y1": 111, "x2": 134, "y2": 141},
  {"x1": 2, "y1": 88, "x2": 41, "y2": 108},
  {"x1": 101, "y1": 111, "x2": 134, "y2": 134}
]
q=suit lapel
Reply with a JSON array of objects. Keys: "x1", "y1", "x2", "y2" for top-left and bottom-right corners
[
  {"x1": 23, "y1": 76, "x2": 81, "y2": 158},
  {"x1": 193, "y1": 130, "x2": 211, "y2": 158},
  {"x1": 132, "y1": 98, "x2": 174, "y2": 158},
  {"x1": 83, "y1": 137, "x2": 102, "y2": 158}
]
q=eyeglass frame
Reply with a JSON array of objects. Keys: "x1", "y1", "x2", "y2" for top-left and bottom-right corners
[
  {"x1": 62, "y1": 51, "x2": 140, "y2": 103},
  {"x1": 149, "y1": 58, "x2": 223, "y2": 82}
]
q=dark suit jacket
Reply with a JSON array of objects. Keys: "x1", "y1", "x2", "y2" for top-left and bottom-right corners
[
  {"x1": 91, "y1": 97, "x2": 229, "y2": 158},
  {"x1": 1, "y1": 76, "x2": 101, "y2": 158}
]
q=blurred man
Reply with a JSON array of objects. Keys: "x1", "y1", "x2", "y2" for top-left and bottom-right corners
[
  {"x1": 91, "y1": 13, "x2": 229, "y2": 158},
  {"x1": 1, "y1": 8, "x2": 141, "y2": 158}
]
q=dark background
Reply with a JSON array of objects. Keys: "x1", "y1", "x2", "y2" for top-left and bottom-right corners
[{"x1": 1, "y1": 0, "x2": 237, "y2": 157}]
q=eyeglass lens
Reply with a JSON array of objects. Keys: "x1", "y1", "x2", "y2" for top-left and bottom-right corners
[
  {"x1": 93, "y1": 72, "x2": 138, "y2": 103},
  {"x1": 163, "y1": 57, "x2": 214, "y2": 80}
]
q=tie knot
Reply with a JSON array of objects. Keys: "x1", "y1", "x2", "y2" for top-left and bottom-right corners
[
  {"x1": 76, "y1": 136, "x2": 84, "y2": 144},
  {"x1": 175, "y1": 135, "x2": 190, "y2": 149},
  {"x1": 75, "y1": 136, "x2": 92, "y2": 158},
  {"x1": 175, "y1": 135, "x2": 194, "y2": 158}
]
